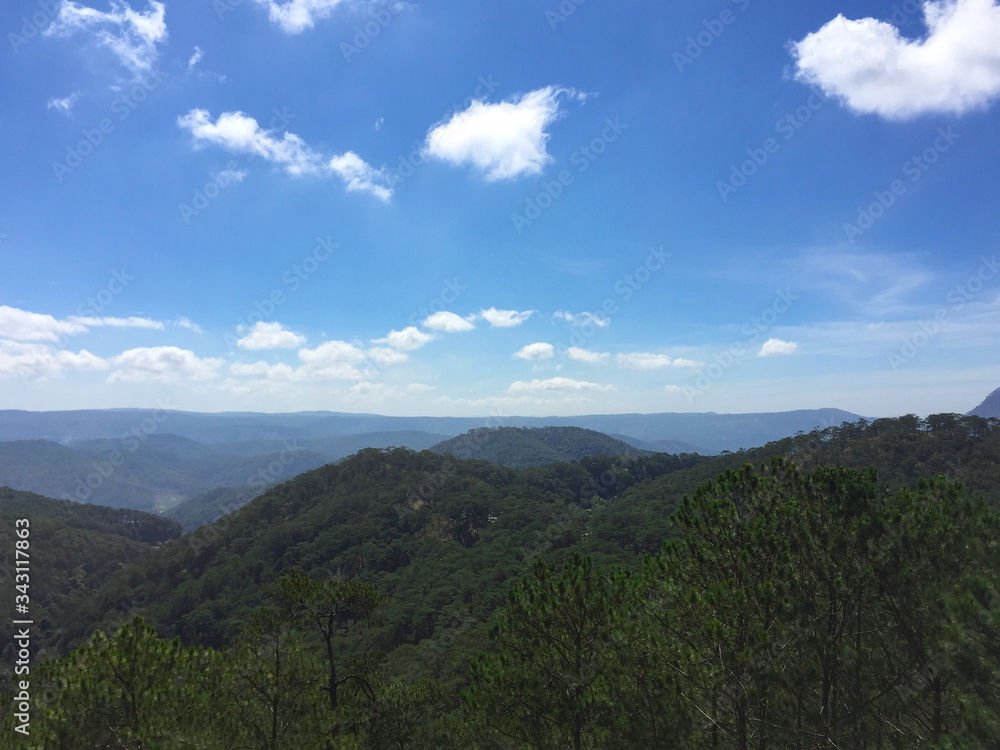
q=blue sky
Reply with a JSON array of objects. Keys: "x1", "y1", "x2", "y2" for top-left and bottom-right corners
[{"x1": 1, "y1": 0, "x2": 999, "y2": 417}]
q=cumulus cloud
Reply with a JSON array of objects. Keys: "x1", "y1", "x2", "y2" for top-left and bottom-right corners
[
  {"x1": 479, "y1": 307, "x2": 534, "y2": 327},
  {"x1": 253, "y1": 0, "x2": 347, "y2": 34},
  {"x1": 567, "y1": 346, "x2": 609, "y2": 364},
  {"x1": 236, "y1": 321, "x2": 306, "y2": 350},
  {"x1": 47, "y1": 93, "x2": 79, "y2": 116},
  {"x1": 759, "y1": 338, "x2": 799, "y2": 356},
  {"x1": 615, "y1": 352, "x2": 702, "y2": 370},
  {"x1": 616, "y1": 352, "x2": 674, "y2": 370},
  {"x1": 554, "y1": 310, "x2": 610, "y2": 328},
  {"x1": 0, "y1": 339, "x2": 108, "y2": 379},
  {"x1": 178, "y1": 109, "x2": 393, "y2": 200},
  {"x1": 507, "y1": 377, "x2": 614, "y2": 394},
  {"x1": 0, "y1": 306, "x2": 166, "y2": 342},
  {"x1": 423, "y1": 311, "x2": 475, "y2": 333},
  {"x1": 513, "y1": 342, "x2": 554, "y2": 360},
  {"x1": 791, "y1": 0, "x2": 1000, "y2": 119},
  {"x1": 45, "y1": 0, "x2": 167, "y2": 76},
  {"x1": 187, "y1": 45, "x2": 203, "y2": 69},
  {"x1": 0, "y1": 306, "x2": 87, "y2": 342},
  {"x1": 229, "y1": 361, "x2": 300, "y2": 381},
  {"x1": 365, "y1": 346, "x2": 408, "y2": 367},
  {"x1": 374, "y1": 326, "x2": 433, "y2": 351},
  {"x1": 423, "y1": 86, "x2": 583, "y2": 180},
  {"x1": 109, "y1": 346, "x2": 223, "y2": 383},
  {"x1": 298, "y1": 340, "x2": 367, "y2": 380}
]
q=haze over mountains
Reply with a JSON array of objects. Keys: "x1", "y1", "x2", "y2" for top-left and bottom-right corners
[{"x1": 0, "y1": 406, "x2": 860, "y2": 454}]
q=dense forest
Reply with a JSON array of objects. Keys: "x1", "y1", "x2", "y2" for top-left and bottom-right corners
[{"x1": 2, "y1": 414, "x2": 999, "y2": 748}]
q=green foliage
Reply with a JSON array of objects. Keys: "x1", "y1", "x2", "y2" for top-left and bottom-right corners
[{"x1": 429, "y1": 426, "x2": 652, "y2": 469}]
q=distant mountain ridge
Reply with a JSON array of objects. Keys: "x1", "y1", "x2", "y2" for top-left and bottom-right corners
[
  {"x1": 969, "y1": 387, "x2": 1000, "y2": 418},
  {"x1": 429, "y1": 426, "x2": 650, "y2": 468},
  {"x1": 0, "y1": 407, "x2": 861, "y2": 454}
]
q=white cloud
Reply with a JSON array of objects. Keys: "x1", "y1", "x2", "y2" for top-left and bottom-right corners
[
  {"x1": 479, "y1": 307, "x2": 534, "y2": 327},
  {"x1": 0, "y1": 306, "x2": 87, "y2": 342},
  {"x1": 47, "y1": 93, "x2": 79, "y2": 116},
  {"x1": 423, "y1": 86, "x2": 582, "y2": 181},
  {"x1": 671, "y1": 357, "x2": 703, "y2": 368},
  {"x1": 616, "y1": 352, "x2": 674, "y2": 370},
  {"x1": 298, "y1": 340, "x2": 367, "y2": 380},
  {"x1": 254, "y1": 0, "x2": 347, "y2": 34},
  {"x1": 236, "y1": 321, "x2": 306, "y2": 350},
  {"x1": 327, "y1": 152, "x2": 392, "y2": 201},
  {"x1": 759, "y1": 338, "x2": 799, "y2": 357},
  {"x1": 664, "y1": 384, "x2": 684, "y2": 394},
  {"x1": 374, "y1": 326, "x2": 433, "y2": 351},
  {"x1": 175, "y1": 317, "x2": 204, "y2": 333},
  {"x1": 45, "y1": 0, "x2": 167, "y2": 77},
  {"x1": 792, "y1": 0, "x2": 1000, "y2": 119},
  {"x1": 364, "y1": 346, "x2": 408, "y2": 367},
  {"x1": 349, "y1": 381, "x2": 432, "y2": 399},
  {"x1": 187, "y1": 45, "x2": 203, "y2": 69},
  {"x1": 0, "y1": 305, "x2": 168, "y2": 342},
  {"x1": 0, "y1": 339, "x2": 108, "y2": 379},
  {"x1": 178, "y1": 109, "x2": 392, "y2": 200},
  {"x1": 554, "y1": 310, "x2": 610, "y2": 328},
  {"x1": 109, "y1": 347, "x2": 223, "y2": 383},
  {"x1": 567, "y1": 346, "x2": 609, "y2": 364},
  {"x1": 68, "y1": 315, "x2": 164, "y2": 329},
  {"x1": 423, "y1": 311, "x2": 475, "y2": 333},
  {"x1": 507, "y1": 377, "x2": 614, "y2": 394},
  {"x1": 230, "y1": 361, "x2": 300, "y2": 381},
  {"x1": 514, "y1": 342, "x2": 554, "y2": 360}
]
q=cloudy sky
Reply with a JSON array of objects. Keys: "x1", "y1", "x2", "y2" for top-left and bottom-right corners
[{"x1": 1, "y1": 0, "x2": 999, "y2": 417}]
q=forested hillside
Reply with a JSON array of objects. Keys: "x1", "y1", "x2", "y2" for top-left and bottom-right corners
[
  {"x1": 0, "y1": 487, "x2": 179, "y2": 667},
  {"x1": 429, "y1": 426, "x2": 651, "y2": 468},
  {"x1": 3, "y1": 414, "x2": 999, "y2": 747}
]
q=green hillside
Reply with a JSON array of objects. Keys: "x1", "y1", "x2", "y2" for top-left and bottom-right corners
[
  {"x1": 5, "y1": 414, "x2": 999, "y2": 747},
  {"x1": 0, "y1": 487, "x2": 180, "y2": 665},
  {"x1": 430, "y1": 426, "x2": 652, "y2": 468}
]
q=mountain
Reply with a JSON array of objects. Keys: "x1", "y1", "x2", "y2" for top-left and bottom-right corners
[
  {"x1": 0, "y1": 439, "x2": 329, "y2": 512},
  {"x1": 210, "y1": 431, "x2": 453, "y2": 460},
  {"x1": 0, "y1": 407, "x2": 862, "y2": 453},
  {"x1": 969, "y1": 386, "x2": 1000, "y2": 418},
  {"x1": 0, "y1": 487, "x2": 180, "y2": 663},
  {"x1": 46, "y1": 412, "x2": 998, "y2": 659},
  {"x1": 429, "y1": 426, "x2": 650, "y2": 468}
]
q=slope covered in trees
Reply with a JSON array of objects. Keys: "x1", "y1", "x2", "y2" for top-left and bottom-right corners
[
  {"x1": 429, "y1": 426, "x2": 652, "y2": 468},
  {"x1": 0, "y1": 487, "x2": 180, "y2": 668},
  {"x1": 970, "y1": 386, "x2": 1000, "y2": 418},
  {"x1": 6, "y1": 457, "x2": 998, "y2": 748}
]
